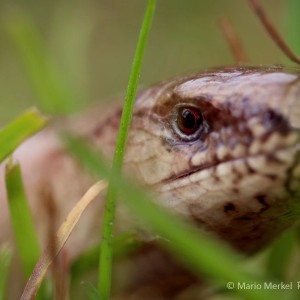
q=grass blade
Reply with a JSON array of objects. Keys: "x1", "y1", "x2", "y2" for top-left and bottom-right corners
[
  {"x1": 266, "y1": 229, "x2": 296, "y2": 280},
  {"x1": 83, "y1": 282, "x2": 101, "y2": 300},
  {"x1": 97, "y1": 0, "x2": 156, "y2": 298},
  {"x1": 21, "y1": 180, "x2": 107, "y2": 300},
  {"x1": 0, "y1": 245, "x2": 12, "y2": 300},
  {"x1": 66, "y1": 136, "x2": 281, "y2": 300},
  {"x1": 5, "y1": 162, "x2": 41, "y2": 278},
  {"x1": 71, "y1": 232, "x2": 141, "y2": 281},
  {"x1": 3, "y1": 8, "x2": 82, "y2": 114},
  {"x1": 0, "y1": 108, "x2": 47, "y2": 163}
]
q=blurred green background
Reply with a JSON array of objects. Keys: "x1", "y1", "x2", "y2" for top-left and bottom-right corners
[{"x1": 0, "y1": 0, "x2": 297, "y2": 123}]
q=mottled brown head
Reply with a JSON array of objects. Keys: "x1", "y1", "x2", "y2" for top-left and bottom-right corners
[{"x1": 125, "y1": 66, "x2": 300, "y2": 253}]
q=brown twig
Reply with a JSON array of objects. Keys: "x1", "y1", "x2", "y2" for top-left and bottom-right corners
[
  {"x1": 21, "y1": 180, "x2": 108, "y2": 300},
  {"x1": 54, "y1": 250, "x2": 70, "y2": 300},
  {"x1": 219, "y1": 16, "x2": 248, "y2": 65},
  {"x1": 248, "y1": 0, "x2": 300, "y2": 65}
]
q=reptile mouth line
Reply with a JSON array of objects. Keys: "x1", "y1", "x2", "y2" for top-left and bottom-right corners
[{"x1": 159, "y1": 142, "x2": 300, "y2": 189}]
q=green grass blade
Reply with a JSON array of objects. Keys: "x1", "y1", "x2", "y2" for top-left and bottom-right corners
[
  {"x1": 0, "y1": 108, "x2": 47, "y2": 163},
  {"x1": 66, "y1": 136, "x2": 281, "y2": 300},
  {"x1": 0, "y1": 245, "x2": 12, "y2": 300},
  {"x1": 97, "y1": 0, "x2": 156, "y2": 298},
  {"x1": 3, "y1": 9, "x2": 82, "y2": 114},
  {"x1": 83, "y1": 282, "x2": 101, "y2": 300},
  {"x1": 266, "y1": 229, "x2": 296, "y2": 280},
  {"x1": 5, "y1": 162, "x2": 41, "y2": 278},
  {"x1": 71, "y1": 232, "x2": 141, "y2": 281}
]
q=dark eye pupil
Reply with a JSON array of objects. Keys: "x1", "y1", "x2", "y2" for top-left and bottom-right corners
[
  {"x1": 178, "y1": 107, "x2": 203, "y2": 135},
  {"x1": 181, "y1": 109, "x2": 196, "y2": 129}
]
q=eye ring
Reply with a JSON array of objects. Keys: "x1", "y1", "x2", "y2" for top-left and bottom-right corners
[{"x1": 170, "y1": 104, "x2": 205, "y2": 141}]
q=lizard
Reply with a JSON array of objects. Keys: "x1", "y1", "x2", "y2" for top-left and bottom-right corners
[{"x1": 1, "y1": 65, "x2": 300, "y2": 298}]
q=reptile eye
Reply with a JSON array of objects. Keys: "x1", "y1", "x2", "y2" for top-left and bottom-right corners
[{"x1": 177, "y1": 107, "x2": 203, "y2": 135}]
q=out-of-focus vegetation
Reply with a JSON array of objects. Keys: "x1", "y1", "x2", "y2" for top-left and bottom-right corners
[{"x1": 0, "y1": 0, "x2": 290, "y2": 122}]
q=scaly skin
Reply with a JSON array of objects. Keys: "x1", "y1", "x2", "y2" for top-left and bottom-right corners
[
  {"x1": 1, "y1": 65, "x2": 300, "y2": 298},
  {"x1": 124, "y1": 65, "x2": 300, "y2": 253}
]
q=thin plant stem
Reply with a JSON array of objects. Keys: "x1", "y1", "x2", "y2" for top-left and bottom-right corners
[
  {"x1": 248, "y1": 0, "x2": 300, "y2": 65},
  {"x1": 219, "y1": 16, "x2": 248, "y2": 65},
  {"x1": 97, "y1": 0, "x2": 157, "y2": 299}
]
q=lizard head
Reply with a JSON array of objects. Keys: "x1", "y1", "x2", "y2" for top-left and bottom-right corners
[{"x1": 126, "y1": 66, "x2": 300, "y2": 253}]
